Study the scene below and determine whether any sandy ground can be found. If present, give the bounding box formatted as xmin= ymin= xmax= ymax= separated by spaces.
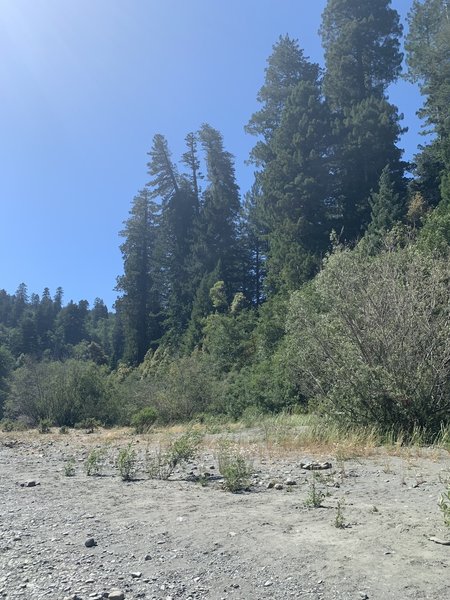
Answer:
xmin=1 ymin=429 xmax=449 ymax=600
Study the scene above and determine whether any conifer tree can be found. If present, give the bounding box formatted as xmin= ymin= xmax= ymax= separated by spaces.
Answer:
xmin=194 ymin=124 xmax=241 ymax=296
xmin=116 ymin=189 xmax=161 ymax=364
xmin=361 ymin=165 xmax=405 ymax=253
xmin=320 ymin=0 xmax=406 ymax=241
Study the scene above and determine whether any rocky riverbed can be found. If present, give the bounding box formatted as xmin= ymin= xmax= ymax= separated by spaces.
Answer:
xmin=1 ymin=429 xmax=449 ymax=600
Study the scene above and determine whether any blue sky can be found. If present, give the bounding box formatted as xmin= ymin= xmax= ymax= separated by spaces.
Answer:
xmin=0 ymin=0 xmax=425 ymax=308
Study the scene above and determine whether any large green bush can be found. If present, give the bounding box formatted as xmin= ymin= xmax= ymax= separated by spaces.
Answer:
xmin=5 ymin=358 xmax=119 ymax=426
xmin=286 ymin=246 xmax=450 ymax=437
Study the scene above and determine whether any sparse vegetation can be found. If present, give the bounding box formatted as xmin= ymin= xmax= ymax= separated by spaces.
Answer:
xmin=64 ymin=457 xmax=76 ymax=477
xmin=38 ymin=418 xmax=52 ymax=434
xmin=304 ymin=474 xmax=326 ymax=508
xmin=217 ymin=443 xmax=251 ymax=493
xmin=439 ymin=486 xmax=450 ymax=527
xmin=117 ymin=443 xmax=137 ymax=481
xmin=334 ymin=499 xmax=346 ymax=528
xmin=146 ymin=429 xmax=203 ymax=480
xmin=85 ymin=447 xmax=107 ymax=476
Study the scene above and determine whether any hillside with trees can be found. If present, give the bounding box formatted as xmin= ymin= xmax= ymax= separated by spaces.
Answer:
xmin=1 ymin=0 xmax=450 ymax=440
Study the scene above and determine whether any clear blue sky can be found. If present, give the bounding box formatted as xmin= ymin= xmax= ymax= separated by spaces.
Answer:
xmin=0 ymin=0 xmax=425 ymax=309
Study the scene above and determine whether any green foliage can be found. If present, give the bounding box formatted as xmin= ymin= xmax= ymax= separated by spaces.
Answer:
xmin=361 ymin=165 xmax=405 ymax=254
xmin=321 ymin=0 xmax=403 ymax=108
xmin=217 ymin=443 xmax=251 ymax=492
xmin=116 ymin=188 xmax=162 ymax=365
xmin=5 ymin=359 xmax=119 ymax=427
xmin=286 ymin=246 xmax=450 ymax=436
xmin=85 ymin=447 xmax=107 ymax=476
xmin=304 ymin=474 xmax=326 ymax=508
xmin=131 ymin=406 xmax=158 ymax=433
xmin=38 ymin=418 xmax=52 ymax=434
xmin=334 ymin=499 xmax=346 ymax=528
xmin=439 ymin=485 xmax=450 ymax=527
xmin=116 ymin=443 xmax=137 ymax=481
xmin=146 ymin=429 xmax=203 ymax=480
xmin=64 ymin=458 xmax=76 ymax=477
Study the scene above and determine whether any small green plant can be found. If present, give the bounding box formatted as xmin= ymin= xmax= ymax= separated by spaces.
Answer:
xmin=131 ymin=406 xmax=158 ymax=434
xmin=304 ymin=474 xmax=326 ymax=508
xmin=334 ymin=499 xmax=346 ymax=528
xmin=38 ymin=418 xmax=52 ymax=434
xmin=117 ymin=443 xmax=137 ymax=481
xmin=146 ymin=429 xmax=203 ymax=480
xmin=439 ymin=485 xmax=450 ymax=527
xmin=64 ymin=457 xmax=76 ymax=477
xmin=217 ymin=443 xmax=251 ymax=493
xmin=85 ymin=447 xmax=107 ymax=476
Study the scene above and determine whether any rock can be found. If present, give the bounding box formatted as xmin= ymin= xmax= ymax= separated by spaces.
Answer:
xmin=144 ymin=554 xmax=152 ymax=561
xmin=84 ymin=538 xmax=97 ymax=548
xmin=300 ymin=461 xmax=332 ymax=470
xmin=274 ymin=483 xmax=283 ymax=490
xmin=108 ymin=591 xmax=125 ymax=600
xmin=428 ymin=536 xmax=450 ymax=546
xmin=264 ymin=580 xmax=273 ymax=587
xmin=20 ymin=480 xmax=38 ymax=488
xmin=285 ymin=479 xmax=297 ymax=486
xmin=130 ymin=572 xmax=142 ymax=578
xmin=266 ymin=482 xmax=275 ymax=489
xmin=358 ymin=594 xmax=369 ymax=600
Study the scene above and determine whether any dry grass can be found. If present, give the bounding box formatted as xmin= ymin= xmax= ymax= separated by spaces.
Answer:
xmin=1 ymin=415 xmax=449 ymax=460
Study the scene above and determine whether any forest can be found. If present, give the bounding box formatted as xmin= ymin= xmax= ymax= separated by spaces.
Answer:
xmin=1 ymin=0 xmax=450 ymax=440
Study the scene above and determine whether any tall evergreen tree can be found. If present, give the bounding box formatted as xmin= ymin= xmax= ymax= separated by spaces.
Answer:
xmin=320 ymin=0 xmax=406 ymax=241
xmin=246 ymin=36 xmax=333 ymax=292
xmin=246 ymin=35 xmax=320 ymax=167
xmin=116 ymin=189 xmax=161 ymax=364
xmin=147 ymin=133 xmax=198 ymax=342
xmin=361 ymin=164 xmax=405 ymax=253
xmin=194 ymin=124 xmax=241 ymax=296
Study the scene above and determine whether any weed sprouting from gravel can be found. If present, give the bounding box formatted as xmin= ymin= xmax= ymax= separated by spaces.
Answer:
xmin=439 ymin=485 xmax=450 ymax=527
xmin=334 ymin=499 xmax=346 ymax=528
xmin=117 ymin=443 xmax=137 ymax=481
xmin=85 ymin=447 xmax=107 ymax=476
xmin=146 ymin=429 xmax=203 ymax=480
xmin=304 ymin=473 xmax=326 ymax=508
xmin=217 ymin=442 xmax=251 ymax=493
xmin=64 ymin=457 xmax=76 ymax=477
xmin=38 ymin=418 xmax=52 ymax=434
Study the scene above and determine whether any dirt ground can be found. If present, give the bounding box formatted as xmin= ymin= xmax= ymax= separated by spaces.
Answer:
xmin=1 ymin=428 xmax=449 ymax=600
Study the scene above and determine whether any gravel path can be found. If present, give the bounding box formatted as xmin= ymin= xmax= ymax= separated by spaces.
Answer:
xmin=1 ymin=431 xmax=449 ymax=600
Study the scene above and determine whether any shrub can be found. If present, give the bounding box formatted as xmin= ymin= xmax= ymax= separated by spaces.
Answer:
xmin=304 ymin=474 xmax=326 ymax=508
xmin=117 ymin=444 xmax=137 ymax=481
xmin=5 ymin=359 xmax=119 ymax=427
xmin=131 ymin=407 xmax=158 ymax=433
xmin=217 ymin=443 xmax=251 ymax=492
xmin=439 ymin=486 xmax=450 ymax=527
xmin=38 ymin=418 xmax=52 ymax=434
xmin=85 ymin=447 xmax=107 ymax=476
xmin=286 ymin=246 xmax=450 ymax=437
xmin=64 ymin=458 xmax=76 ymax=477
xmin=146 ymin=429 xmax=203 ymax=480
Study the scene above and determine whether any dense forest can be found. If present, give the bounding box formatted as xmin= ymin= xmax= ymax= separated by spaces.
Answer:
xmin=1 ymin=0 xmax=450 ymax=438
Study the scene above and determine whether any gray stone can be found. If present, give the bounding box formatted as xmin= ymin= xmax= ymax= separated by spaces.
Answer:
xmin=84 ymin=538 xmax=96 ymax=548
xmin=108 ymin=591 xmax=125 ymax=600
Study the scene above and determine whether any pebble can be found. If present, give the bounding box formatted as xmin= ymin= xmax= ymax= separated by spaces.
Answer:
xmin=130 ymin=571 xmax=142 ymax=578
xmin=84 ymin=538 xmax=97 ymax=548
xmin=274 ymin=483 xmax=283 ymax=490
xmin=108 ymin=591 xmax=125 ymax=600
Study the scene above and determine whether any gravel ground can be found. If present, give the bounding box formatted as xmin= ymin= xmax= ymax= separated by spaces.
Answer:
xmin=1 ymin=430 xmax=449 ymax=600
